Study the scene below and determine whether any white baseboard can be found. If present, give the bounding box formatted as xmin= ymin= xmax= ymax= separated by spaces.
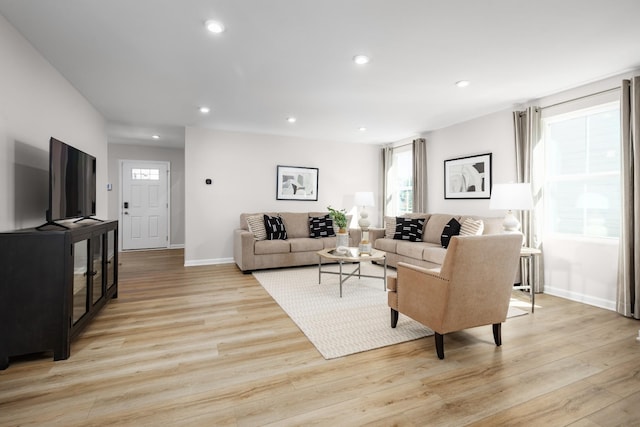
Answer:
xmin=543 ymin=285 xmax=616 ymax=311
xmin=184 ymin=257 xmax=234 ymax=267
xmin=169 ymin=243 xmax=185 ymax=249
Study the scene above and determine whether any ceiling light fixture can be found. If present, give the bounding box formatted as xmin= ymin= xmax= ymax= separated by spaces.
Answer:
xmin=199 ymin=106 xmax=210 ymax=114
xmin=205 ymin=20 xmax=225 ymax=34
xmin=152 ymin=135 xmax=160 ymax=139
xmin=353 ymin=55 xmax=370 ymax=65
xmin=287 ymin=117 xmax=297 ymax=123
xmin=456 ymin=80 xmax=470 ymax=88
xmin=359 ymin=127 xmax=367 ymax=132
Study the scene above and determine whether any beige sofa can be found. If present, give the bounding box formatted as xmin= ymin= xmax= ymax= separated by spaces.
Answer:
xmin=234 ymin=212 xmax=356 ymax=273
xmin=369 ymin=213 xmax=505 ymax=269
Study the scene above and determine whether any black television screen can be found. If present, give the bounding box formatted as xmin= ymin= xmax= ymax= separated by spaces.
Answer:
xmin=47 ymin=137 xmax=96 ymax=222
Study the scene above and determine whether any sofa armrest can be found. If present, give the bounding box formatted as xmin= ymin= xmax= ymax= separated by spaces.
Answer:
xmin=368 ymin=227 xmax=386 ymax=244
xmin=233 ymin=229 xmax=256 ymax=272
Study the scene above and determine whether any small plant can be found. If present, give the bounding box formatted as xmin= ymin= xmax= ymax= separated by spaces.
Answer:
xmin=327 ymin=206 xmax=347 ymax=232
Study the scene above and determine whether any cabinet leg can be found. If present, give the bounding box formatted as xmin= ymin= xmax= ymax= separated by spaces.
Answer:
xmin=0 ymin=355 xmax=9 ymax=370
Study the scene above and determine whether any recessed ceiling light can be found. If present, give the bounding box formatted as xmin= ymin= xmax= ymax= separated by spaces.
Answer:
xmin=287 ymin=117 xmax=297 ymax=123
xmin=359 ymin=127 xmax=367 ymax=132
xmin=456 ymin=80 xmax=470 ymax=88
xmin=205 ymin=20 xmax=225 ymax=34
xmin=199 ymin=106 xmax=210 ymax=114
xmin=353 ymin=55 xmax=370 ymax=65
xmin=152 ymin=135 xmax=160 ymax=139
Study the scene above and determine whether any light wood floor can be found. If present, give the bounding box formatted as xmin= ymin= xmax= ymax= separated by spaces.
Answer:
xmin=2 ymin=249 xmax=640 ymax=426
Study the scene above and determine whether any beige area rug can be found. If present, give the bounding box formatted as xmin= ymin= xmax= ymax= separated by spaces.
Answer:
xmin=253 ymin=263 xmax=528 ymax=359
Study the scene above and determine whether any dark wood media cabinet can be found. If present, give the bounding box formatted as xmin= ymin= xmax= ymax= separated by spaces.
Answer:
xmin=0 ymin=220 xmax=118 ymax=370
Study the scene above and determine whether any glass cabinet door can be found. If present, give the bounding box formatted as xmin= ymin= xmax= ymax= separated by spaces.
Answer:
xmin=72 ymin=240 xmax=89 ymax=324
xmin=91 ymin=235 xmax=104 ymax=305
xmin=106 ymin=229 xmax=116 ymax=290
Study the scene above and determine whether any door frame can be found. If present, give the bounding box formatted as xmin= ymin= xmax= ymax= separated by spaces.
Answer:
xmin=118 ymin=159 xmax=171 ymax=251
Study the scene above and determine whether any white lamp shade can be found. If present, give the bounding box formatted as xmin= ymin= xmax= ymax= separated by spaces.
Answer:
xmin=354 ymin=191 xmax=375 ymax=207
xmin=489 ymin=183 xmax=533 ymax=211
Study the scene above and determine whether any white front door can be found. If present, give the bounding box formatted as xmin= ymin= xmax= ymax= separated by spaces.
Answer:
xmin=121 ymin=160 xmax=169 ymax=250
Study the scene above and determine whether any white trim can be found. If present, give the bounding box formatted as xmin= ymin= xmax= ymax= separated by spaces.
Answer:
xmin=169 ymin=243 xmax=185 ymax=249
xmin=543 ymin=286 xmax=616 ymax=311
xmin=184 ymin=257 xmax=235 ymax=267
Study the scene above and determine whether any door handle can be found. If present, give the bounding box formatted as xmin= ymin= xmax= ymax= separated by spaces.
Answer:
xmin=124 ymin=202 xmax=129 ymax=208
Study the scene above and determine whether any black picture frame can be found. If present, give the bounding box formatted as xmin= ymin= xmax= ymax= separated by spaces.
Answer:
xmin=444 ymin=153 xmax=492 ymax=199
xmin=276 ymin=165 xmax=319 ymax=201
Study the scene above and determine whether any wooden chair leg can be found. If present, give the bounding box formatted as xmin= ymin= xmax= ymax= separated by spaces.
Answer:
xmin=390 ymin=309 xmax=399 ymax=328
xmin=493 ymin=323 xmax=502 ymax=346
xmin=435 ymin=333 xmax=445 ymax=359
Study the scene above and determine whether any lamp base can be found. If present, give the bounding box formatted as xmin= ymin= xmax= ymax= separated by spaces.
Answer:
xmin=502 ymin=210 xmax=521 ymax=233
xmin=359 ymin=229 xmax=371 ymax=254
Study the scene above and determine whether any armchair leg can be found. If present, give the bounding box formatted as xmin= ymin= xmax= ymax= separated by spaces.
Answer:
xmin=390 ymin=309 xmax=399 ymax=328
xmin=435 ymin=333 xmax=445 ymax=359
xmin=493 ymin=323 xmax=502 ymax=346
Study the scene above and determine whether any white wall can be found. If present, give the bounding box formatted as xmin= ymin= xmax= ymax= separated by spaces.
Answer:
xmin=0 ymin=14 xmax=107 ymax=232
xmin=108 ymin=142 xmax=185 ymax=246
xmin=184 ymin=127 xmax=381 ymax=265
xmin=425 ymin=110 xmax=517 ymax=216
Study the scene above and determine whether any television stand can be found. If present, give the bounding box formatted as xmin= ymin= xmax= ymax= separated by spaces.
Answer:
xmin=36 ymin=221 xmax=70 ymax=231
xmin=73 ymin=216 xmax=104 ymax=224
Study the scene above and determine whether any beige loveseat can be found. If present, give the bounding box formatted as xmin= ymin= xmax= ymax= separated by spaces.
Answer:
xmin=234 ymin=212 xmax=356 ymax=273
xmin=369 ymin=213 xmax=504 ymax=269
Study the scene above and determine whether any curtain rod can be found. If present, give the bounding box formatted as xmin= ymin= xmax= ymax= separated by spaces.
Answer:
xmin=540 ymin=86 xmax=620 ymax=110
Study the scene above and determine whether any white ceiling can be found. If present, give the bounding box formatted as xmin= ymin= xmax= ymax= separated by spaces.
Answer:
xmin=1 ymin=0 xmax=639 ymax=148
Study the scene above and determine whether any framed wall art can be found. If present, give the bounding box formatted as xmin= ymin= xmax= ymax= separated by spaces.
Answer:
xmin=444 ymin=153 xmax=492 ymax=199
xmin=276 ymin=165 xmax=319 ymax=201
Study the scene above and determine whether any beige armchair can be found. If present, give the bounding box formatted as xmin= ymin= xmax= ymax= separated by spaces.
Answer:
xmin=387 ymin=234 xmax=523 ymax=359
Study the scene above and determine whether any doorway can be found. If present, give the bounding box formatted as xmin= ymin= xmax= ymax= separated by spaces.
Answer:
xmin=120 ymin=160 xmax=170 ymax=250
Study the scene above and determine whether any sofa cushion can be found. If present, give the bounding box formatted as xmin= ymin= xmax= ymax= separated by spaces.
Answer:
xmin=440 ymin=218 xmax=461 ymax=248
xmin=289 ymin=237 xmax=324 ymax=252
xmin=460 ymin=218 xmax=484 ymax=236
xmin=394 ymin=217 xmax=426 ymax=242
xmin=264 ymin=215 xmax=288 ymax=240
xmin=425 ymin=214 xmax=460 ymax=244
xmin=396 ymin=241 xmax=429 ymax=259
xmin=375 ymin=238 xmax=397 ymax=253
xmin=278 ymin=212 xmax=309 ymax=238
xmin=423 ymin=245 xmax=448 ymax=264
xmin=309 ymin=215 xmax=336 ymax=238
xmin=255 ymin=239 xmax=290 ymax=255
xmin=246 ymin=214 xmax=267 ymax=240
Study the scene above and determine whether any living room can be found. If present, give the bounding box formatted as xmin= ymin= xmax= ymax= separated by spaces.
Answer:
xmin=2 ymin=1 xmax=640 ymax=425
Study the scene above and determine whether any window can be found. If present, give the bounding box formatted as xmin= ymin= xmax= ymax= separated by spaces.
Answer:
xmin=132 ymin=168 xmax=160 ymax=180
xmin=542 ymin=101 xmax=620 ymax=238
xmin=385 ymin=145 xmax=413 ymax=216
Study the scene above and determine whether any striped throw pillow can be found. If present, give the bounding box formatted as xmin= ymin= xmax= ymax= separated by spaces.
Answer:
xmin=460 ymin=218 xmax=484 ymax=236
xmin=246 ymin=215 xmax=267 ymax=240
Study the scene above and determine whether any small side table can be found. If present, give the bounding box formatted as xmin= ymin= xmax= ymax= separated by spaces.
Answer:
xmin=515 ymin=247 xmax=542 ymax=312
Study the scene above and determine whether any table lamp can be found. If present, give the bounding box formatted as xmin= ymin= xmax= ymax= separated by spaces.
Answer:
xmin=354 ymin=191 xmax=375 ymax=253
xmin=489 ymin=183 xmax=534 ymax=233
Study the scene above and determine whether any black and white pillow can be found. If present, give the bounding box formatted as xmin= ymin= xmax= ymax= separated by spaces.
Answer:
xmin=441 ymin=218 xmax=461 ymax=248
xmin=263 ymin=215 xmax=288 ymax=240
xmin=393 ymin=217 xmax=425 ymax=242
xmin=309 ymin=215 xmax=335 ymax=238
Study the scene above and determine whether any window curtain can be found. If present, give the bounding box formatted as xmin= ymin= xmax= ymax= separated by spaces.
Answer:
xmin=617 ymin=76 xmax=640 ymax=319
xmin=382 ymin=145 xmax=393 ymax=219
xmin=514 ymin=106 xmax=545 ymax=292
xmin=412 ymin=138 xmax=427 ymax=212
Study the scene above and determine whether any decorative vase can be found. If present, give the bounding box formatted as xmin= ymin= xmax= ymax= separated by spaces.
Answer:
xmin=336 ymin=230 xmax=349 ymax=248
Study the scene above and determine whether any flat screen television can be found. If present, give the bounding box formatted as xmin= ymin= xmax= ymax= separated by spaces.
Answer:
xmin=46 ymin=137 xmax=97 ymax=224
